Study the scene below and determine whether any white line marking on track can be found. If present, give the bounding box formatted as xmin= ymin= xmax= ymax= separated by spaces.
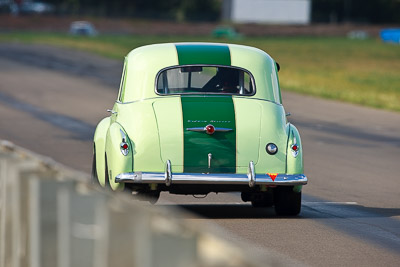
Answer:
xmin=303 ymin=202 xmax=358 ymax=205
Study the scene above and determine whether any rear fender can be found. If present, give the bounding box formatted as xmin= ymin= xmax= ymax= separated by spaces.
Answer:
xmin=286 ymin=124 xmax=304 ymax=175
xmin=105 ymin=123 xmax=134 ymax=191
xmin=93 ymin=117 xmax=110 ymax=187
xmin=286 ymin=124 xmax=304 ymax=192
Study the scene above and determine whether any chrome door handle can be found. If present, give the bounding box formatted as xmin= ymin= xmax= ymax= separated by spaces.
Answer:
xmin=107 ymin=109 xmax=118 ymax=115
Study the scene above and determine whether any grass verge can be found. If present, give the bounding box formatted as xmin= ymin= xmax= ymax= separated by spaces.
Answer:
xmin=1 ymin=32 xmax=399 ymax=112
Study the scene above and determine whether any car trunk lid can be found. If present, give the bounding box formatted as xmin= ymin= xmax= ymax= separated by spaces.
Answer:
xmin=153 ymin=96 xmax=261 ymax=174
xmin=181 ymin=96 xmax=236 ymax=173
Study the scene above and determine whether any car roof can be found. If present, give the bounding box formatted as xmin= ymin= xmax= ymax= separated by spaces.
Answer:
xmin=122 ymin=43 xmax=280 ymax=103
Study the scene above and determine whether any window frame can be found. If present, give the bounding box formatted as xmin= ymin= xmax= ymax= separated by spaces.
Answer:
xmin=154 ymin=64 xmax=256 ymax=96
xmin=117 ymin=59 xmax=128 ymax=103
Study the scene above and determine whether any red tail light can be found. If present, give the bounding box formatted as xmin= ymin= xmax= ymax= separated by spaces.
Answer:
xmin=120 ymin=142 xmax=129 ymax=156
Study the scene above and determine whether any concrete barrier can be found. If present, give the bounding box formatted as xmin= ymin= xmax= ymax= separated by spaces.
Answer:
xmin=0 ymin=140 xmax=291 ymax=267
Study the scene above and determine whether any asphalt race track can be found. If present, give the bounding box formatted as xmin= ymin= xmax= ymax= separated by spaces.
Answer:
xmin=1 ymin=43 xmax=399 ymax=266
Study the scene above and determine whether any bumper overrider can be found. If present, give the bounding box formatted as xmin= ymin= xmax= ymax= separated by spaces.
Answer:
xmin=115 ymin=160 xmax=307 ymax=188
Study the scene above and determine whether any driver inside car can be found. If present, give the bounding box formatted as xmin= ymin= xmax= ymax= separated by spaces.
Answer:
xmin=203 ymin=67 xmax=240 ymax=94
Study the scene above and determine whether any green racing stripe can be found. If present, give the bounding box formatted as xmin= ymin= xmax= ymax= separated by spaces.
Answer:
xmin=181 ymin=96 xmax=236 ymax=173
xmin=176 ymin=43 xmax=236 ymax=173
xmin=175 ymin=43 xmax=231 ymax=66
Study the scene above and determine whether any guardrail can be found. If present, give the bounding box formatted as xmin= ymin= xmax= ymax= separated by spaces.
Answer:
xmin=0 ymin=140 xmax=292 ymax=267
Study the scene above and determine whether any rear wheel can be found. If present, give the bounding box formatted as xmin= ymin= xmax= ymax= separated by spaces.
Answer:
xmin=104 ymin=154 xmax=110 ymax=189
xmin=273 ymin=186 xmax=301 ymax=216
xmin=91 ymin=152 xmax=98 ymax=182
xmin=91 ymin=146 xmax=101 ymax=187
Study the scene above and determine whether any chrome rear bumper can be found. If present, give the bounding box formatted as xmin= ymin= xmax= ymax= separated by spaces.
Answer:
xmin=115 ymin=160 xmax=307 ymax=188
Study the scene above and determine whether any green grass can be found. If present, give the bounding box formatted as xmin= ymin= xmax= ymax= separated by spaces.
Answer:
xmin=1 ymin=32 xmax=399 ymax=112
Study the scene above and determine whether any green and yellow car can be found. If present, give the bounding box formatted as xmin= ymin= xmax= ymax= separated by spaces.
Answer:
xmin=92 ymin=43 xmax=307 ymax=215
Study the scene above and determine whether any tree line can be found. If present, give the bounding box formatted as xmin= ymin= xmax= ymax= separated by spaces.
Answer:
xmin=44 ymin=0 xmax=221 ymax=21
xmin=32 ymin=0 xmax=400 ymax=24
xmin=312 ymin=0 xmax=400 ymax=24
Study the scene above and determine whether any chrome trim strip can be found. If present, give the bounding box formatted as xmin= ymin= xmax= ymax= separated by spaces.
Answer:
xmin=231 ymin=96 xmax=283 ymax=106
xmin=186 ymin=127 xmax=232 ymax=132
xmin=107 ymin=109 xmax=117 ymax=115
xmin=115 ymin=96 xmax=181 ymax=105
xmin=248 ymin=161 xmax=255 ymax=187
xmin=165 ymin=160 xmax=172 ymax=186
xmin=186 ymin=127 xmax=204 ymax=132
xmin=120 ymin=129 xmax=126 ymax=142
xmin=214 ymin=127 xmax=232 ymax=132
xmin=115 ymin=172 xmax=307 ymax=186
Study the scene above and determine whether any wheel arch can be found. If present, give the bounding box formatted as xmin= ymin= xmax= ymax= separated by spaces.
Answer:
xmin=286 ymin=123 xmax=304 ymax=175
xmin=93 ymin=117 xmax=110 ymax=187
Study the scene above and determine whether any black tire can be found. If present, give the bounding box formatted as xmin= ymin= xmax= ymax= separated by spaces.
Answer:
xmin=273 ymin=186 xmax=301 ymax=216
xmin=241 ymin=192 xmax=250 ymax=202
xmin=91 ymin=146 xmax=101 ymax=186
xmin=104 ymin=154 xmax=110 ymax=189
xmin=250 ymin=192 xmax=274 ymax=208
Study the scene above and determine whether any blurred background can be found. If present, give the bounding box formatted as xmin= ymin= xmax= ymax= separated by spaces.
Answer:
xmin=0 ymin=0 xmax=400 ymax=111
xmin=1 ymin=0 xmax=400 ymax=111
xmin=1 ymin=0 xmax=400 ymax=24
xmin=1 ymin=1 xmax=400 ymax=267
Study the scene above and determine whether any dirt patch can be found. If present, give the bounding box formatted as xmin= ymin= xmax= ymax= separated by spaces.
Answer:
xmin=0 ymin=15 xmax=392 ymax=37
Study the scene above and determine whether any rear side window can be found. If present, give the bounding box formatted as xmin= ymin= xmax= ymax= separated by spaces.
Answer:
xmin=156 ymin=66 xmax=255 ymax=95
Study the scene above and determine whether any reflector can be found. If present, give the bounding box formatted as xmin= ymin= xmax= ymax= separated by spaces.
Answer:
xmin=267 ymin=173 xmax=278 ymax=181
xmin=266 ymin=143 xmax=278 ymax=155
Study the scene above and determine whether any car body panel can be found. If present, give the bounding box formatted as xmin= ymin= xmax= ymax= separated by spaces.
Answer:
xmin=123 ymin=43 xmax=178 ymax=102
xmin=115 ymin=101 xmax=162 ymax=173
xmin=152 ymin=96 xmax=184 ymax=172
xmin=105 ymin=122 xmax=133 ymax=190
xmin=181 ymin=96 xmax=236 ymax=173
xmin=230 ymin=44 xmax=281 ymax=103
xmin=234 ymin=97 xmax=288 ymax=174
xmin=233 ymin=97 xmax=261 ymax=172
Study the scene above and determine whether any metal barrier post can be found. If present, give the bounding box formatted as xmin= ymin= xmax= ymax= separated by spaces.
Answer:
xmin=28 ymin=176 xmax=40 ymax=267
xmin=0 ymin=156 xmax=8 ymax=267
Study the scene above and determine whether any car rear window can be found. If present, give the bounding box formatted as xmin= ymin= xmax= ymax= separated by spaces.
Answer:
xmin=156 ymin=66 xmax=255 ymax=95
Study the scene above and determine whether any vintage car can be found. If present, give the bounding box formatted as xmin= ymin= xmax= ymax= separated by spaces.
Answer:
xmin=92 ymin=43 xmax=307 ymax=215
